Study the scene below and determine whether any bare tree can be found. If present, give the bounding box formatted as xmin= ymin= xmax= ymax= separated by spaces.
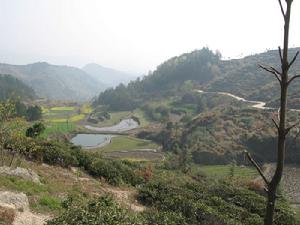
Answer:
xmin=246 ymin=0 xmax=300 ymax=224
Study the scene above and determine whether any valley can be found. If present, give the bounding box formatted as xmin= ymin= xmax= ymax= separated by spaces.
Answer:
xmin=1 ymin=48 xmax=300 ymax=225
xmin=1 ymin=0 xmax=300 ymax=224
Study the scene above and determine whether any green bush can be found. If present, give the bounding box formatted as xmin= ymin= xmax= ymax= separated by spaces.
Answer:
xmin=40 ymin=141 xmax=79 ymax=167
xmin=86 ymin=158 xmax=143 ymax=186
xmin=142 ymin=210 xmax=189 ymax=225
xmin=47 ymin=196 xmax=144 ymax=225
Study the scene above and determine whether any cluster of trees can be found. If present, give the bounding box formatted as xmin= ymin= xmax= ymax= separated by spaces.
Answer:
xmin=0 ymin=100 xmax=42 ymax=167
xmin=0 ymin=98 xmax=43 ymax=168
xmin=11 ymin=100 xmax=42 ymax=121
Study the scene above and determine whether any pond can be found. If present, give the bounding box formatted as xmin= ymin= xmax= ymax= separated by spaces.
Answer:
xmin=71 ymin=134 xmax=114 ymax=149
xmin=85 ymin=118 xmax=139 ymax=133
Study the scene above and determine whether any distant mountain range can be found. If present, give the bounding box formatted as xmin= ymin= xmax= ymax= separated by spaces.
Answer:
xmin=82 ymin=63 xmax=137 ymax=88
xmin=0 ymin=62 xmax=136 ymax=101
xmin=2 ymin=48 xmax=299 ymax=104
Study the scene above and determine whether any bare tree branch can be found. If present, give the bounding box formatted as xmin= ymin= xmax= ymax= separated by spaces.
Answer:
xmin=288 ymin=51 xmax=299 ymax=69
xmin=278 ymin=0 xmax=286 ymax=19
xmin=272 ymin=118 xmax=279 ymax=130
xmin=270 ymin=66 xmax=282 ymax=76
xmin=287 ymin=74 xmax=300 ymax=85
xmin=278 ymin=46 xmax=283 ymax=64
xmin=259 ymin=64 xmax=282 ymax=84
xmin=245 ymin=151 xmax=269 ymax=185
xmin=285 ymin=120 xmax=300 ymax=135
xmin=286 ymin=127 xmax=300 ymax=150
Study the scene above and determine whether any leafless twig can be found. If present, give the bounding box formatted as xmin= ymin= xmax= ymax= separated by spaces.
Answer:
xmin=245 ymin=151 xmax=269 ymax=186
xmin=288 ymin=51 xmax=299 ymax=69
xmin=278 ymin=46 xmax=283 ymax=64
xmin=287 ymin=74 xmax=300 ymax=86
xmin=259 ymin=64 xmax=282 ymax=84
xmin=278 ymin=0 xmax=286 ymax=19
xmin=272 ymin=118 xmax=279 ymax=130
xmin=285 ymin=120 xmax=300 ymax=135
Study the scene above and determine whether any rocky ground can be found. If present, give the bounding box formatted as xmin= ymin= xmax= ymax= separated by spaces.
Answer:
xmin=0 ymin=191 xmax=50 ymax=225
xmin=0 ymin=164 xmax=145 ymax=225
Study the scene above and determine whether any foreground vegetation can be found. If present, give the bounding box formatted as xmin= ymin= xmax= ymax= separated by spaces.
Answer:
xmin=46 ymin=163 xmax=299 ymax=225
xmin=0 ymin=98 xmax=299 ymax=225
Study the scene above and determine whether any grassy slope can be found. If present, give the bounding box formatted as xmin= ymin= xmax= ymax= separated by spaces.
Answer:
xmin=0 ymin=161 xmax=105 ymax=214
xmin=194 ymin=165 xmax=257 ymax=180
xmin=0 ymin=160 xmax=256 ymax=215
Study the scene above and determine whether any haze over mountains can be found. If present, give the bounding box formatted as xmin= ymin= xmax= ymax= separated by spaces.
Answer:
xmin=82 ymin=63 xmax=137 ymax=88
xmin=0 ymin=62 xmax=136 ymax=101
xmin=1 ymin=48 xmax=299 ymax=104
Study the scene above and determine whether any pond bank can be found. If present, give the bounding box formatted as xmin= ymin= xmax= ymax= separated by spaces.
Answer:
xmin=84 ymin=118 xmax=139 ymax=133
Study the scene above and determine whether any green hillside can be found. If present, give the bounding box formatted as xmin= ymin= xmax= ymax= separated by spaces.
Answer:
xmin=0 ymin=62 xmax=105 ymax=101
xmin=0 ymin=74 xmax=36 ymax=101
xmin=94 ymin=48 xmax=300 ymax=110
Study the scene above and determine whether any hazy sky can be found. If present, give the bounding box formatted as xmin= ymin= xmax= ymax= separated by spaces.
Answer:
xmin=0 ymin=0 xmax=299 ymax=74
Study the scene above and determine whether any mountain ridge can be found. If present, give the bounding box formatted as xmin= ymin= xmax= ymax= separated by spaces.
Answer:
xmin=0 ymin=62 xmax=105 ymax=101
xmin=82 ymin=63 xmax=137 ymax=88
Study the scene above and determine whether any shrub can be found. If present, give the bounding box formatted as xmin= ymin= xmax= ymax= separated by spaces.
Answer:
xmin=86 ymin=158 xmax=143 ymax=186
xmin=47 ymin=196 xmax=144 ymax=225
xmin=142 ymin=210 xmax=189 ymax=225
xmin=26 ymin=122 xmax=45 ymax=138
xmin=40 ymin=141 xmax=78 ymax=167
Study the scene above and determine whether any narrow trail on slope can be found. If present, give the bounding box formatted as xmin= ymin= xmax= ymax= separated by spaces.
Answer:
xmin=196 ymin=89 xmax=300 ymax=112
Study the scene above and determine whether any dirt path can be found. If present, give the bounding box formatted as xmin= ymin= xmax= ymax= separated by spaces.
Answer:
xmin=102 ymin=187 xmax=145 ymax=212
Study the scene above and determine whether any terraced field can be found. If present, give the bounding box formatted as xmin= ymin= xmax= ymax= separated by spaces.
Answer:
xmin=41 ymin=104 xmax=91 ymax=137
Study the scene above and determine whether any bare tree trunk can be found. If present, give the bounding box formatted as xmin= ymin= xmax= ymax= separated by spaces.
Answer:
xmin=264 ymin=1 xmax=292 ymax=224
xmin=247 ymin=1 xmax=299 ymax=224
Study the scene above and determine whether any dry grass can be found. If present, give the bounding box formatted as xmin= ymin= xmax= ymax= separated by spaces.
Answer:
xmin=0 ymin=205 xmax=15 ymax=225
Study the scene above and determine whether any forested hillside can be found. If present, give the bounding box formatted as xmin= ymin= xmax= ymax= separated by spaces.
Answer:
xmin=207 ymin=48 xmax=300 ymax=108
xmin=94 ymin=48 xmax=222 ymax=110
xmin=94 ymin=48 xmax=300 ymax=110
xmin=0 ymin=74 xmax=36 ymax=101
xmin=0 ymin=62 xmax=105 ymax=101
